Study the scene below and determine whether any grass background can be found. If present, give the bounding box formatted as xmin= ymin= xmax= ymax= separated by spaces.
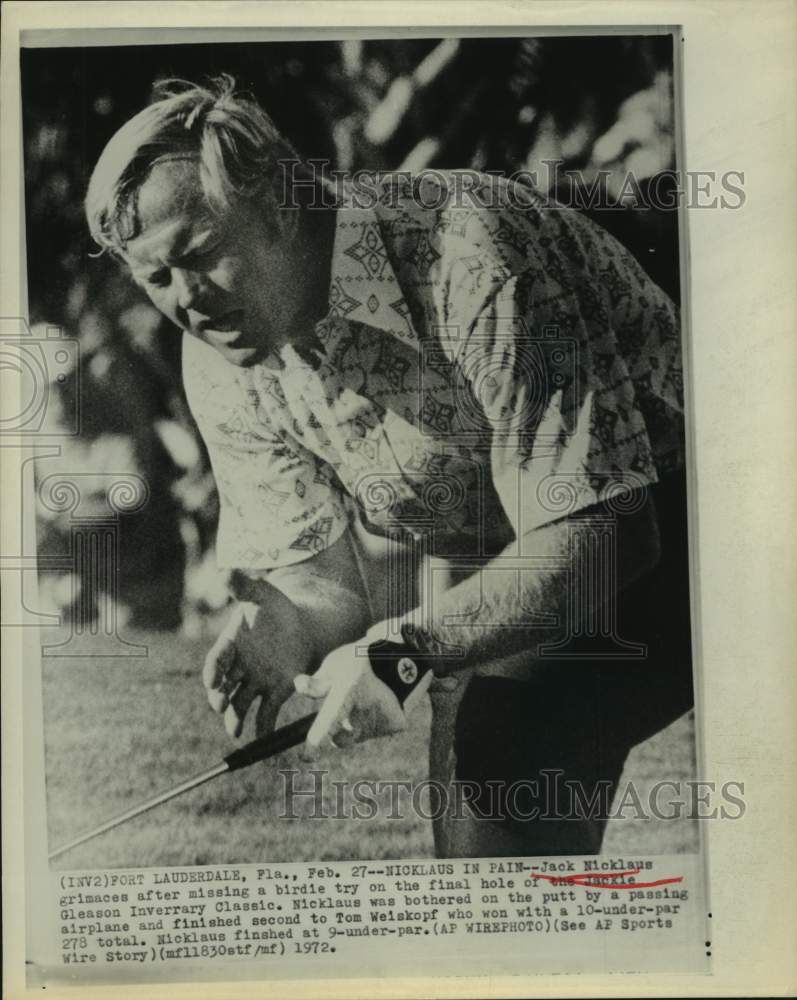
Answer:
xmin=43 ymin=622 xmax=698 ymax=869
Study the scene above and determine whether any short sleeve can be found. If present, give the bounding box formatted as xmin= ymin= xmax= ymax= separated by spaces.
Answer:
xmin=436 ymin=212 xmax=685 ymax=539
xmin=182 ymin=336 xmax=351 ymax=571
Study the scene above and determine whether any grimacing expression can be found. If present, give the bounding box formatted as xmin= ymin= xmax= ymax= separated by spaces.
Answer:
xmin=122 ymin=160 xmax=300 ymax=366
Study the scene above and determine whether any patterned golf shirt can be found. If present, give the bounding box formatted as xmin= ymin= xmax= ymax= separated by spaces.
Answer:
xmin=182 ymin=171 xmax=684 ymax=572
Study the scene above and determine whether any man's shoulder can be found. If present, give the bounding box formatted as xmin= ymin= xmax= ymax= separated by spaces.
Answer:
xmin=339 ymin=169 xmax=549 ymax=297
xmin=182 ymin=333 xmax=250 ymax=425
xmin=352 ymin=168 xmax=545 ymax=236
xmin=344 ymin=167 xmax=542 ymax=207
xmin=337 ymin=168 xmax=642 ymax=273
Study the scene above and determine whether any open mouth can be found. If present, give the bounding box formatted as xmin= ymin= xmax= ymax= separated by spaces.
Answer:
xmin=206 ymin=310 xmax=244 ymax=334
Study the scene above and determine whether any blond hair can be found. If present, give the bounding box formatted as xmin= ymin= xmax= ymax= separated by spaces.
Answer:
xmin=85 ymin=75 xmax=299 ymax=252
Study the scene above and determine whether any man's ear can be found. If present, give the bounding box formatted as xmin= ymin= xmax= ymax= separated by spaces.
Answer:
xmin=274 ymin=199 xmax=301 ymax=241
xmin=255 ymin=175 xmax=301 ymax=242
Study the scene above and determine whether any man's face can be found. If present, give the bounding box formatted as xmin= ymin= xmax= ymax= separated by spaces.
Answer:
xmin=122 ymin=159 xmax=299 ymax=366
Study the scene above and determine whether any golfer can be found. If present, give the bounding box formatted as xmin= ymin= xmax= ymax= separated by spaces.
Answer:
xmin=86 ymin=76 xmax=693 ymax=856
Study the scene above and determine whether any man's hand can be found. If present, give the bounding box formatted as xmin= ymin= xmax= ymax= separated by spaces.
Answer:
xmin=203 ymin=591 xmax=316 ymax=739
xmin=294 ymin=643 xmax=409 ymax=755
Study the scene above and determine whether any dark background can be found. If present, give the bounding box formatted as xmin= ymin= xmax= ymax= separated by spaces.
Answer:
xmin=22 ymin=34 xmax=680 ymax=630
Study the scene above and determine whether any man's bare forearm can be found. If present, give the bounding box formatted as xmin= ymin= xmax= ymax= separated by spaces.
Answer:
xmin=229 ymin=529 xmax=373 ymax=667
xmin=395 ymin=498 xmax=661 ymax=673
xmin=226 ymin=498 xmax=662 ymax=680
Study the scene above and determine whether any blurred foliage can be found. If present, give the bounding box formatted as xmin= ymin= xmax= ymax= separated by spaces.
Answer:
xmin=22 ymin=36 xmax=679 ymax=629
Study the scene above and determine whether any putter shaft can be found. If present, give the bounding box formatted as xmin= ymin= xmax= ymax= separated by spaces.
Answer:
xmin=49 ymin=650 xmax=432 ymax=862
xmin=49 ymin=712 xmax=316 ymax=861
xmin=48 ymin=760 xmax=229 ymax=861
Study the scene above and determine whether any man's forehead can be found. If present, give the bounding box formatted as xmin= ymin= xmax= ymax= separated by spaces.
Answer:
xmin=136 ymin=158 xmax=207 ymax=227
xmin=137 ymin=156 xmax=205 ymax=219
xmin=125 ymin=159 xmax=214 ymax=264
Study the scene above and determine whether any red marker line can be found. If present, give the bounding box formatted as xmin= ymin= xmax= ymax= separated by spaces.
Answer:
xmin=528 ymin=867 xmax=684 ymax=891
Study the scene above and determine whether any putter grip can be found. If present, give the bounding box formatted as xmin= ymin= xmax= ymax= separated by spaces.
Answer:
xmin=222 ymin=653 xmax=431 ymax=773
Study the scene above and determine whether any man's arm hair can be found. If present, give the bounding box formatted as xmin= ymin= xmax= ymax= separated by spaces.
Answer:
xmin=403 ymin=492 xmax=661 ymax=673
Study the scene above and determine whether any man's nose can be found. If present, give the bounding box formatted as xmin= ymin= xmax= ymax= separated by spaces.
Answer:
xmin=173 ymin=268 xmax=207 ymax=312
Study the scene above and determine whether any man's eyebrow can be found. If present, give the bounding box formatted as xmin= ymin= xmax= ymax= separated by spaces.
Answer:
xmin=168 ymin=225 xmax=220 ymax=263
xmin=127 ymin=227 xmax=219 ymax=278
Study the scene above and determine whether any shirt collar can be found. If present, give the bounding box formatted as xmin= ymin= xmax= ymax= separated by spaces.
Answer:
xmin=322 ymin=191 xmax=415 ymax=342
xmin=242 ymin=186 xmax=416 ymax=384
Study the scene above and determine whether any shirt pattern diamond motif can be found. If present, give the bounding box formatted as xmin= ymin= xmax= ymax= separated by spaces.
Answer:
xmin=182 ymin=171 xmax=684 ymax=571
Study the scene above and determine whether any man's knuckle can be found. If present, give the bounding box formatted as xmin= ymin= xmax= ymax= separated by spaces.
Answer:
xmin=208 ymin=690 xmax=227 ymax=713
